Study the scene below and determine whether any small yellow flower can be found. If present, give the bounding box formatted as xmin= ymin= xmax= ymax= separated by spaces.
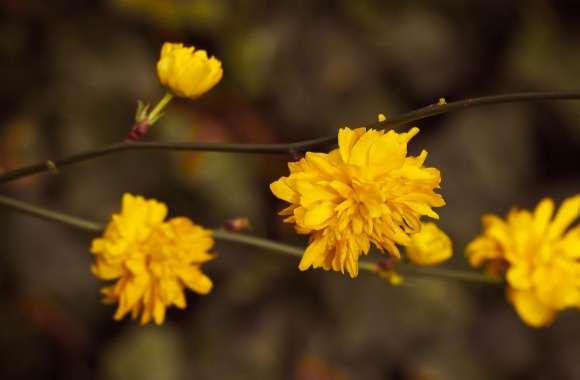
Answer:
xmin=406 ymin=222 xmax=452 ymax=265
xmin=156 ymin=42 xmax=223 ymax=99
xmin=91 ymin=193 xmax=214 ymax=325
xmin=466 ymin=195 xmax=580 ymax=327
xmin=270 ymin=125 xmax=445 ymax=278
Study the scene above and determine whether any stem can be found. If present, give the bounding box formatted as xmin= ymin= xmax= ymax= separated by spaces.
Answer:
xmin=0 ymin=140 xmax=327 ymax=184
xmin=0 ymin=194 xmax=497 ymax=284
xmin=212 ymin=230 xmax=493 ymax=282
xmin=1 ymin=91 xmax=579 ymax=183
xmin=397 ymin=264 xmax=502 ymax=284
xmin=0 ymin=194 xmax=104 ymax=233
xmin=363 ymin=91 xmax=580 ymax=131
xmin=147 ymin=92 xmax=174 ymax=123
xmin=212 ymin=229 xmax=377 ymax=272
xmin=213 ymin=229 xmax=303 ymax=258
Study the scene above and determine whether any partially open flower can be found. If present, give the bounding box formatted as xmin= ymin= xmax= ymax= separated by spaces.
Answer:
xmin=127 ymin=43 xmax=223 ymax=141
xmin=156 ymin=42 xmax=223 ymax=99
xmin=406 ymin=222 xmax=452 ymax=265
xmin=91 ymin=194 xmax=214 ymax=325
xmin=270 ymin=124 xmax=445 ymax=278
xmin=466 ymin=195 xmax=580 ymax=327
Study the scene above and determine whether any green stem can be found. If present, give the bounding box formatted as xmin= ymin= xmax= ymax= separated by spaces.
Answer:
xmin=0 ymin=194 xmax=104 ymax=232
xmin=213 ymin=229 xmax=303 ymax=258
xmin=1 ymin=91 xmax=579 ymax=183
xmin=212 ymin=230 xmax=494 ymax=282
xmin=213 ymin=229 xmax=378 ymax=272
xmin=397 ymin=263 xmax=502 ymax=284
xmin=147 ymin=92 xmax=174 ymax=123
xmin=0 ymin=194 xmax=497 ymax=284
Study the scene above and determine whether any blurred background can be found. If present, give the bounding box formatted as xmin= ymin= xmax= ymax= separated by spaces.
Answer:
xmin=1 ymin=0 xmax=579 ymax=379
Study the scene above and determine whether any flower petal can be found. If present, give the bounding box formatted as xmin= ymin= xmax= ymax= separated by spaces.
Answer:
xmin=548 ymin=195 xmax=580 ymax=240
xmin=509 ymin=288 xmax=556 ymax=327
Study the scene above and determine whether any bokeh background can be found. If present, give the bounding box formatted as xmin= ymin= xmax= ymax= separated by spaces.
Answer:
xmin=1 ymin=0 xmax=579 ymax=379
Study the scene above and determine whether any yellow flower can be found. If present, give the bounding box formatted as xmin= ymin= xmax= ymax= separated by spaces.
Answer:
xmin=270 ymin=125 xmax=445 ymax=278
xmin=466 ymin=195 xmax=580 ymax=327
xmin=91 ymin=193 xmax=214 ymax=325
xmin=406 ymin=222 xmax=452 ymax=265
xmin=156 ymin=42 xmax=223 ymax=99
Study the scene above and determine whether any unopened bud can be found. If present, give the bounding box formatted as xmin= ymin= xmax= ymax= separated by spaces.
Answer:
xmin=224 ymin=217 xmax=250 ymax=232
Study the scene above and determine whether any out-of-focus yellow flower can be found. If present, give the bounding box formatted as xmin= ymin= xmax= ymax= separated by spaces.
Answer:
xmin=270 ymin=123 xmax=445 ymax=278
xmin=156 ymin=42 xmax=223 ymax=99
xmin=91 ymin=194 xmax=214 ymax=325
xmin=406 ymin=222 xmax=452 ymax=265
xmin=466 ymin=195 xmax=580 ymax=327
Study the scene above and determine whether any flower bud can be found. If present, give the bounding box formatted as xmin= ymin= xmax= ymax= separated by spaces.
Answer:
xmin=156 ymin=42 xmax=223 ymax=99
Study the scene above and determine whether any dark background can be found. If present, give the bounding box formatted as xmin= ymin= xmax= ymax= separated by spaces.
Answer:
xmin=1 ymin=0 xmax=579 ymax=379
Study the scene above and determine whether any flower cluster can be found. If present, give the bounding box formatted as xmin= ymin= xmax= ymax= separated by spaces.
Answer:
xmin=92 ymin=41 xmax=579 ymax=330
xmin=91 ymin=194 xmax=214 ymax=325
xmin=466 ymin=195 xmax=580 ymax=327
xmin=271 ymin=125 xmax=445 ymax=277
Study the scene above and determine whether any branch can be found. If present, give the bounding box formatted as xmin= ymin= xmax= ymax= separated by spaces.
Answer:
xmin=213 ymin=229 xmax=501 ymax=284
xmin=0 ymin=194 xmax=104 ymax=232
xmin=0 ymin=140 xmax=317 ymax=184
xmin=1 ymin=91 xmax=580 ymax=184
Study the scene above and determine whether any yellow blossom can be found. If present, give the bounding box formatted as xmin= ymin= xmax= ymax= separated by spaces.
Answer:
xmin=406 ymin=222 xmax=452 ymax=265
xmin=270 ymin=125 xmax=445 ymax=278
xmin=466 ymin=195 xmax=580 ymax=327
xmin=156 ymin=42 xmax=223 ymax=99
xmin=91 ymin=193 xmax=214 ymax=325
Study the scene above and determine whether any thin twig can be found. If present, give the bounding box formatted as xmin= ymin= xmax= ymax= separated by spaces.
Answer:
xmin=213 ymin=229 xmax=377 ymax=272
xmin=396 ymin=263 xmax=502 ymax=284
xmin=0 ymin=194 xmax=104 ymax=232
xmin=1 ymin=91 xmax=579 ymax=184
